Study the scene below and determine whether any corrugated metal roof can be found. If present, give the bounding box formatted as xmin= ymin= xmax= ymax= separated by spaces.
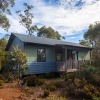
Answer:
xmin=13 ymin=33 xmax=90 ymax=48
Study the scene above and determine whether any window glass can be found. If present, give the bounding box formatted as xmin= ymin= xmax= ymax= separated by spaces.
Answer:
xmin=37 ymin=49 xmax=46 ymax=62
xmin=56 ymin=49 xmax=62 ymax=61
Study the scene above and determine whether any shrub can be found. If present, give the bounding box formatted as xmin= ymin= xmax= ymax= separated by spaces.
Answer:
xmin=91 ymin=72 xmax=100 ymax=87
xmin=76 ymin=66 xmax=98 ymax=80
xmin=23 ymin=75 xmax=45 ymax=86
xmin=93 ymin=96 xmax=100 ymax=100
xmin=42 ymin=72 xmax=60 ymax=79
xmin=43 ymin=90 xmax=50 ymax=97
xmin=0 ymin=75 xmax=5 ymax=80
xmin=0 ymin=79 xmax=5 ymax=86
xmin=65 ymin=73 xmax=75 ymax=81
xmin=46 ymin=83 xmax=57 ymax=92
xmin=2 ymin=73 xmax=15 ymax=83
xmin=54 ymin=80 xmax=64 ymax=88
xmin=67 ymin=67 xmax=100 ymax=100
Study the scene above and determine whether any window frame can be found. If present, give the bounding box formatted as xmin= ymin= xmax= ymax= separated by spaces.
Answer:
xmin=37 ymin=48 xmax=46 ymax=62
xmin=56 ymin=49 xmax=62 ymax=61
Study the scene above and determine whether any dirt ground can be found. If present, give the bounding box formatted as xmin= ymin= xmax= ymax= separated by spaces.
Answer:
xmin=0 ymin=82 xmax=27 ymax=100
xmin=0 ymin=80 xmax=73 ymax=100
xmin=0 ymin=81 xmax=67 ymax=100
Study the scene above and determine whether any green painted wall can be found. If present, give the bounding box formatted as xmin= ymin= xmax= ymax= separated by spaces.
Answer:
xmin=24 ymin=44 xmax=56 ymax=62
xmin=9 ymin=37 xmax=24 ymax=51
xmin=46 ymin=47 xmax=56 ymax=62
xmin=78 ymin=50 xmax=90 ymax=60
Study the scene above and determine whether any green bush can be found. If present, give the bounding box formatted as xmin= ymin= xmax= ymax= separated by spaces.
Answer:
xmin=3 ymin=73 xmax=15 ymax=83
xmin=76 ymin=66 xmax=96 ymax=80
xmin=66 ymin=67 xmax=100 ymax=100
xmin=54 ymin=80 xmax=64 ymax=88
xmin=93 ymin=96 xmax=100 ymax=100
xmin=23 ymin=75 xmax=45 ymax=86
xmin=43 ymin=90 xmax=50 ymax=97
xmin=0 ymin=75 xmax=5 ymax=80
xmin=0 ymin=79 xmax=5 ymax=86
xmin=46 ymin=83 xmax=57 ymax=92
xmin=65 ymin=73 xmax=75 ymax=81
xmin=67 ymin=78 xmax=100 ymax=99
xmin=75 ymin=66 xmax=100 ymax=87
xmin=91 ymin=72 xmax=100 ymax=87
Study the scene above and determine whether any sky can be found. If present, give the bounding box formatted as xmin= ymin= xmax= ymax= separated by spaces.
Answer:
xmin=0 ymin=0 xmax=100 ymax=43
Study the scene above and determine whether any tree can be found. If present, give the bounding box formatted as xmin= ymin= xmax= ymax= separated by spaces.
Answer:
xmin=0 ymin=38 xmax=7 ymax=50
xmin=0 ymin=0 xmax=15 ymax=30
xmin=16 ymin=3 xmax=38 ymax=35
xmin=84 ymin=22 xmax=100 ymax=47
xmin=79 ymin=40 xmax=90 ymax=47
xmin=9 ymin=45 xmax=27 ymax=78
xmin=0 ymin=38 xmax=7 ymax=69
xmin=37 ymin=26 xmax=61 ymax=40
xmin=80 ymin=22 xmax=100 ymax=67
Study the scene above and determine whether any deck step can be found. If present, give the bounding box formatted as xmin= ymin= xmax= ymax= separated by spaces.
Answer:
xmin=67 ymin=69 xmax=77 ymax=72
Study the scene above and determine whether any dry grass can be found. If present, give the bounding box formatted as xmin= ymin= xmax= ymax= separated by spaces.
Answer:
xmin=0 ymin=78 xmax=73 ymax=100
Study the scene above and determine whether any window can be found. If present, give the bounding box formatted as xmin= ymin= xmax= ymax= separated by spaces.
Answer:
xmin=37 ymin=49 xmax=46 ymax=62
xmin=56 ymin=49 xmax=62 ymax=61
xmin=56 ymin=53 xmax=62 ymax=61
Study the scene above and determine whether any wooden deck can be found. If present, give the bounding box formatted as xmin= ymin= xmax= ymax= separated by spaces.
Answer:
xmin=56 ymin=60 xmax=86 ymax=72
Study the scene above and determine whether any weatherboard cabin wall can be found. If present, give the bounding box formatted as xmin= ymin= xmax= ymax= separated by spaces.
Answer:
xmin=6 ymin=33 xmax=92 ymax=75
xmin=24 ymin=44 xmax=56 ymax=62
xmin=78 ymin=50 xmax=90 ymax=60
xmin=9 ymin=36 xmax=24 ymax=51
xmin=63 ymin=46 xmax=91 ymax=61
xmin=24 ymin=44 xmax=57 ymax=74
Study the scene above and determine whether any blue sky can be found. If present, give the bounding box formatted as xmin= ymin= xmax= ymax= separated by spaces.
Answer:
xmin=0 ymin=0 xmax=100 ymax=43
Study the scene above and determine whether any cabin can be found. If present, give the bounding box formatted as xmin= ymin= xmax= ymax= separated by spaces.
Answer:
xmin=6 ymin=33 xmax=92 ymax=74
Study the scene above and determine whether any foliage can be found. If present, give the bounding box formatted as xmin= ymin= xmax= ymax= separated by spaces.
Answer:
xmin=23 ymin=75 xmax=45 ymax=86
xmin=66 ymin=66 xmax=100 ymax=99
xmin=46 ymin=83 xmax=57 ymax=92
xmin=84 ymin=22 xmax=100 ymax=47
xmin=0 ymin=72 xmax=18 ymax=83
xmin=0 ymin=45 xmax=28 ymax=83
xmin=9 ymin=45 xmax=27 ymax=76
xmin=79 ymin=40 xmax=90 ymax=47
xmin=0 ymin=38 xmax=7 ymax=50
xmin=0 ymin=79 xmax=5 ymax=86
xmin=43 ymin=90 xmax=50 ymax=97
xmin=80 ymin=22 xmax=100 ymax=68
xmin=37 ymin=26 xmax=61 ymax=40
xmin=0 ymin=50 xmax=8 ymax=69
xmin=67 ymin=79 xmax=100 ymax=99
xmin=0 ymin=38 xmax=7 ymax=69
xmin=0 ymin=0 xmax=15 ymax=30
xmin=0 ymin=75 xmax=6 ymax=86
xmin=16 ymin=3 xmax=38 ymax=35
xmin=0 ymin=79 xmax=5 ymax=84
xmin=9 ymin=45 xmax=27 ymax=65
xmin=53 ymin=80 xmax=64 ymax=88
xmin=91 ymin=49 xmax=100 ymax=67
xmin=76 ymin=66 xmax=97 ymax=80
xmin=64 ymin=72 xmax=75 ymax=81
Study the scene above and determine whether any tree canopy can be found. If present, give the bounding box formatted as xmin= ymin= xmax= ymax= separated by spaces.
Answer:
xmin=0 ymin=38 xmax=7 ymax=69
xmin=37 ymin=26 xmax=61 ymax=40
xmin=0 ymin=0 xmax=15 ymax=30
xmin=9 ymin=45 xmax=27 ymax=79
xmin=84 ymin=22 xmax=100 ymax=47
xmin=79 ymin=22 xmax=100 ymax=67
xmin=79 ymin=40 xmax=90 ymax=47
xmin=16 ymin=3 xmax=38 ymax=35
